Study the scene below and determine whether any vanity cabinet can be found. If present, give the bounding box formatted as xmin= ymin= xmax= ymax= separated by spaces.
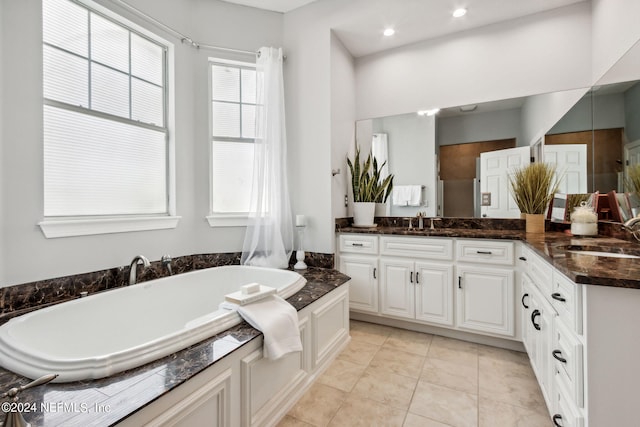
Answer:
xmin=338 ymin=234 xmax=518 ymax=340
xmin=378 ymin=236 xmax=454 ymax=326
xmin=456 ymin=239 xmax=515 ymax=337
xmin=338 ymin=234 xmax=379 ymax=314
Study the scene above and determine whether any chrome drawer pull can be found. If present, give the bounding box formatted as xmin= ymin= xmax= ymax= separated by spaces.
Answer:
xmin=551 ymin=293 xmax=566 ymax=302
xmin=552 ymin=350 xmax=567 ymax=364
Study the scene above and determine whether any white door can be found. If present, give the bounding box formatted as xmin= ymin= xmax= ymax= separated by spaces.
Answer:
xmin=456 ymin=265 xmax=515 ymax=337
xmin=415 ymin=262 xmax=454 ymax=326
xmin=339 ymin=256 xmax=378 ymax=313
xmin=379 ymin=258 xmax=414 ymax=319
xmin=480 ymin=146 xmax=530 ymax=218
xmin=625 ymin=140 xmax=640 ymax=167
xmin=544 ymin=144 xmax=588 ymax=193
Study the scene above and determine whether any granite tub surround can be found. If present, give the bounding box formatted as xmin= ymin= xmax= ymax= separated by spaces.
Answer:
xmin=337 ymin=217 xmax=640 ymax=289
xmin=0 ymin=251 xmax=334 ymax=324
xmin=0 ymin=267 xmax=349 ymax=426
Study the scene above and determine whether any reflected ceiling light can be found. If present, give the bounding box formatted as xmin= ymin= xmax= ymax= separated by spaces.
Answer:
xmin=418 ymin=108 xmax=440 ymax=116
xmin=383 ymin=28 xmax=395 ymax=36
xmin=453 ymin=8 xmax=467 ymax=18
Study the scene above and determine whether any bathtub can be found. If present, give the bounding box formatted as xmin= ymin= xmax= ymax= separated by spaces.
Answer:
xmin=0 ymin=265 xmax=306 ymax=383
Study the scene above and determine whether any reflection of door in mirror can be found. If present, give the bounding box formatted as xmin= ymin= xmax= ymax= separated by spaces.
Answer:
xmin=439 ymin=139 xmax=515 ymax=217
xmin=479 ymin=146 xmax=530 ymax=218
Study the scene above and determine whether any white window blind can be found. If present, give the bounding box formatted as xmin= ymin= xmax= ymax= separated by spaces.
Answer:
xmin=210 ymin=60 xmax=257 ymax=215
xmin=42 ymin=0 xmax=169 ymax=218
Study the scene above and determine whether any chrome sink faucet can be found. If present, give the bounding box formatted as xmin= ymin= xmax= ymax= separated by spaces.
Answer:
xmin=623 ymin=217 xmax=640 ymax=241
xmin=129 ymin=255 xmax=151 ymax=285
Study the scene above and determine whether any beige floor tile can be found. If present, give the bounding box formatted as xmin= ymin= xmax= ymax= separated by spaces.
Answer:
xmin=337 ymin=339 xmax=381 ymax=366
xmin=369 ymin=347 xmax=425 ymax=379
xmin=277 ymin=415 xmax=316 ymax=427
xmin=383 ymin=328 xmax=433 ymax=356
xmin=478 ymin=344 xmax=531 ymax=368
xmin=317 ymin=358 xmax=366 ymax=392
xmin=350 ymin=320 xmax=394 ymax=345
xmin=409 ymin=381 xmax=478 ymax=427
xmin=479 ymin=397 xmax=552 ymax=427
xmin=351 ymin=367 xmax=418 ymax=410
xmin=287 ymin=383 xmax=346 ymax=427
xmin=428 ymin=336 xmax=478 ymax=365
xmin=421 ymin=356 xmax=478 ymax=394
xmin=328 ymin=395 xmax=406 ymax=427
xmin=478 ymin=356 xmax=547 ymax=413
xmin=403 ymin=413 xmax=453 ymax=427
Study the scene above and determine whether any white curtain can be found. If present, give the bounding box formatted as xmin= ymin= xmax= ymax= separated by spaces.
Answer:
xmin=241 ymin=47 xmax=293 ymax=268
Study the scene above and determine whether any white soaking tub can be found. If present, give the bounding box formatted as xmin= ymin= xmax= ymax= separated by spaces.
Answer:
xmin=0 ymin=265 xmax=306 ymax=382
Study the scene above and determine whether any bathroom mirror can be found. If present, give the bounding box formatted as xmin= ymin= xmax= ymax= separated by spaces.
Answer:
xmin=355 ymin=38 xmax=640 ymax=220
xmin=355 ymin=88 xmax=587 ymax=218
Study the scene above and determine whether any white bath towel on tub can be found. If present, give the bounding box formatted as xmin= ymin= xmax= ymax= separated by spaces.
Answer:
xmin=236 ymin=295 xmax=302 ymax=360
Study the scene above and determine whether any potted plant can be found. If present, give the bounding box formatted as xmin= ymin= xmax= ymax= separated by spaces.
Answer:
xmin=508 ymin=162 xmax=561 ymax=233
xmin=347 ymin=147 xmax=394 ymax=226
xmin=625 ymin=164 xmax=640 ymax=216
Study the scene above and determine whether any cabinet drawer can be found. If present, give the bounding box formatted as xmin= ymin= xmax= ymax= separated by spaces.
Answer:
xmin=553 ymin=320 xmax=584 ymax=408
xmin=552 ymin=384 xmax=584 ymax=427
xmin=339 ymin=234 xmax=378 ymax=255
xmin=456 ymin=239 xmax=514 ymax=265
xmin=528 ymin=250 xmax=554 ymax=296
xmin=380 ymin=236 xmax=453 ymax=260
xmin=551 ymin=272 xmax=583 ymax=335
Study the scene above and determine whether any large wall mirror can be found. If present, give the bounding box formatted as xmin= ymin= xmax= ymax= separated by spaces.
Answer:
xmin=355 ymin=38 xmax=640 ymax=221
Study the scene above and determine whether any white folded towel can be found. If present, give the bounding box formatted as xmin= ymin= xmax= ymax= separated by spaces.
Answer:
xmin=392 ymin=185 xmax=422 ymax=206
xmin=236 ymin=295 xmax=302 ymax=360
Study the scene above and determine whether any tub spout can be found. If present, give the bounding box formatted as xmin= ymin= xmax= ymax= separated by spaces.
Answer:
xmin=129 ymin=255 xmax=151 ymax=285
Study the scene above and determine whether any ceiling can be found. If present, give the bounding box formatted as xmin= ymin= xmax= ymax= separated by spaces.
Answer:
xmin=221 ymin=0 xmax=588 ymax=57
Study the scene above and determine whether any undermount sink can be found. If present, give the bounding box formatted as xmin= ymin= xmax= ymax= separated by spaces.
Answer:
xmin=556 ymin=245 xmax=640 ymax=259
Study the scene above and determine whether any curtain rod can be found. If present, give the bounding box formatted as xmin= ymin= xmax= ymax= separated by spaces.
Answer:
xmin=110 ymin=0 xmax=258 ymax=56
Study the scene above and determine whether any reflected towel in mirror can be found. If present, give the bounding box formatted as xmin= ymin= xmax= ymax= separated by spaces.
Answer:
xmin=392 ymin=185 xmax=422 ymax=206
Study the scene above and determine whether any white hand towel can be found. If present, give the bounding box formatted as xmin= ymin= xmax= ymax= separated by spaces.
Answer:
xmin=236 ymin=295 xmax=302 ymax=360
xmin=392 ymin=185 xmax=422 ymax=206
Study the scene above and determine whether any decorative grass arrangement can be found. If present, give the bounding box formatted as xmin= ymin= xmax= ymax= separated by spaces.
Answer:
xmin=625 ymin=164 xmax=640 ymax=199
xmin=347 ymin=147 xmax=394 ymax=203
xmin=508 ymin=162 xmax=561 ymax=214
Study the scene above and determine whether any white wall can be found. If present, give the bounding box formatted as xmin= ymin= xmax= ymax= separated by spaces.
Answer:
xmin=0 ymin=0 xmax=4 ymax=282
xmin=520 ymin=87 xmax=589 ymax=146
xmin=591 ymin=0 xmax=640 ymax=83
xmin=438 ymin=109 xmax=522 ymax=147
xmin=0 ymin=0 xmax=282 ymax=285
xmin=329 ymin=32 xmax=354 ymax=225
xmin=355 ymin=2 xmax=592 ymax=121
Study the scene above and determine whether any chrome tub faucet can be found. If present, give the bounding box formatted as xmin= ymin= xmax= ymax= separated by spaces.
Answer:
xmin=129 ymin=255 xmax=151 ymax=285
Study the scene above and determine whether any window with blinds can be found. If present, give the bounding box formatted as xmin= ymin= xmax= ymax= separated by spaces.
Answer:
xmin=42 ymin=0 xmax=169 ymax=218
xmin=210 ymin=60 xmax=257 ymax=215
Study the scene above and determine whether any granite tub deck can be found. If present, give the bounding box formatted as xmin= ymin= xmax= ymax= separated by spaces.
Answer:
xmin=338 ymin=223 xmax=640 ymax=289
xmin=0 ymin=267 xmax=349 ymax=427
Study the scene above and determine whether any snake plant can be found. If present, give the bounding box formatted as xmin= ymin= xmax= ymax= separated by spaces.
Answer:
xmin=347 ymin=147 xmax=394 ymax=203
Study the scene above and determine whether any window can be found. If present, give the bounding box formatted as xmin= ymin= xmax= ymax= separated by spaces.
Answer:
xmin=208 ymin=59 xmax=257 ymax=226
xmin=40 ymin=0 xmax=177 ymax=237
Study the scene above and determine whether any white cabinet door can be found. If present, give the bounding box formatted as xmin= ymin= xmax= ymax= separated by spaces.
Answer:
xmin=415 ymin=261 xmax=453 ymax=326
xmin=456 ymin=265 xmax=514 ymax=337
xmin=521 ymin=274 xmax=535 ymax=355
xmin=339 ymin=255 xmax=378 ymax=313
xmin=379 ymin=258 xmax=414 ymax=319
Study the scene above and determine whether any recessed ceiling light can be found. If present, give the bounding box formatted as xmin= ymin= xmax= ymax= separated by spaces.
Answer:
xmin=459 ymin=104 xmax=477 ymax=112
xmin=453 ymin=8 xmax=467 ymax=18
xmin=383 ymin=28 xmax=395 ymax=37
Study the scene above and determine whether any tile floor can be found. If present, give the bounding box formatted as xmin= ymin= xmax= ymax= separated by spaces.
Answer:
xmin=278 ymin=320 xmax=552 ymax=427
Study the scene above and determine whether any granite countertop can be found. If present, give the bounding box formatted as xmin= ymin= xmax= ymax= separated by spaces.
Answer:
xmin=338 ymin=225 xmax=640 ymax=289
xmin=0 ymin=267 xmax=349 ymax=427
